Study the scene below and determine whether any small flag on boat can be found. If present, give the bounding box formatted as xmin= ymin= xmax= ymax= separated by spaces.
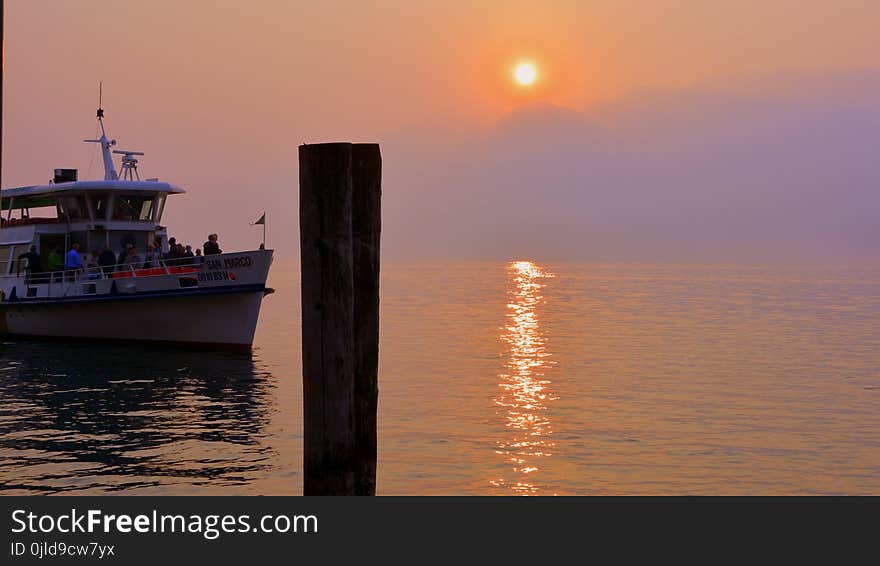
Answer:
xmin=253 ymin=212 xmax=267 ymax=249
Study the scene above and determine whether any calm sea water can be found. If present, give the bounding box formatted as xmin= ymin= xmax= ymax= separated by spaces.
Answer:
xmin=1 ymin=260 xmax=879 ymax=495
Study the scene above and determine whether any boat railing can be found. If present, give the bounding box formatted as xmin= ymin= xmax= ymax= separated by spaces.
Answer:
xmin=9 ymin=256 xmax=205 ymax=286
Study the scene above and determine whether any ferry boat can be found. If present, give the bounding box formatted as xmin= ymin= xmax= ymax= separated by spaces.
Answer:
xmin=0 ymin=106 xmax=273 ymax=350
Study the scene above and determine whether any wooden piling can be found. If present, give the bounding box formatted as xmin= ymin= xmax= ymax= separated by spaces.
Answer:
xmin=299 ymin=142 xmax=381 ymax=496
xmin=351 ymin=144 xmax=381 ymax=495
xmin=300 ymin=143 xmax=356 ymax=495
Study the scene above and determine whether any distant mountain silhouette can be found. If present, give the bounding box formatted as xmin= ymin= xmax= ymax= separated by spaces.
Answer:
xmin=382 ymin=70 xmax=880 ymax=263
xmin=494 ymin=103 xmax=595 ymax=140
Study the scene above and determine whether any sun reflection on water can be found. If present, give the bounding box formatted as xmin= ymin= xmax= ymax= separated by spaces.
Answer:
xmin=490 ymin=260 xmax=557 ymax=495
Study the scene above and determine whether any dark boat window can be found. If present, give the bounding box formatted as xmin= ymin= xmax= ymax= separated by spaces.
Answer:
xmin=2 ymin=245 xmax=26 ymax=275
xmin=91 ymin=195 xmax=109 ymax=221
xmin=113 ymin=196 xmax=154 ymax=221
xmin=59 ymin=196 xmax=88 ymax=222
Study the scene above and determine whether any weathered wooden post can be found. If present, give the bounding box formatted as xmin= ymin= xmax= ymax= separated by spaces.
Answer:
xmin=299 ymin=142 xmax=381 ymax=496
xmin=351 ymin=144 xmax=381 ymax=495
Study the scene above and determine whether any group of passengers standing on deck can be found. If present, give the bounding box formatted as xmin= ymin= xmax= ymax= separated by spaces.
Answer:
xmin=17 ymin=233 xmax=223 ymax=281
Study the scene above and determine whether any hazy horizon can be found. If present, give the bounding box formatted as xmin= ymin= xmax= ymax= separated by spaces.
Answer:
xmin=2 ymin=1 xmax=879 ymax=264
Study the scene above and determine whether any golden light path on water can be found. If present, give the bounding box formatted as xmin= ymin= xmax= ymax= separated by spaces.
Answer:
xmin=491 ymin=260 xmax=557 ymax=495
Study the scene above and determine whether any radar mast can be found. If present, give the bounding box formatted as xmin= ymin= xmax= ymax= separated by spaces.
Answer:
xmin=83 ymin=83 xmax=119 ymax=181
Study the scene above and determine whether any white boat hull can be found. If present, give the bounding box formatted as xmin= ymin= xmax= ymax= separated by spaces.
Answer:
xmin=0 ymin=250 xmax=273 ymax=350
xmin=1 ymin=288 xmax=266 ymax=349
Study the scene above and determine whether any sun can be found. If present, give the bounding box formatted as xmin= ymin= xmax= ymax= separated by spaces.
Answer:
xmin=513 ymin=62 xmax=537 ymax=86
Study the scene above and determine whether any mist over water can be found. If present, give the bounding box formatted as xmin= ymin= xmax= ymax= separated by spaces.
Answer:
xmin=383 ymin=71 xmax=880 ymax=264
xmin=2 ymin=260 xmax=878 ymax=495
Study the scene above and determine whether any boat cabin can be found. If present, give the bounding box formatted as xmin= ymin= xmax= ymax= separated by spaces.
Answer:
xmin=0 ymin=106 xmax=186 ymax=277
xmin=1 ymin=177 xmax=184 ymax=276
xmin=0 ymin=101 xmax=273 ymax=350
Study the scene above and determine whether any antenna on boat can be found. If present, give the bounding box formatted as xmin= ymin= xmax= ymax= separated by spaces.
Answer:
xmin=83 ymin=82 xmax=118 ymax=181
xmin=113 ymin=149 xmax=144 ymax=180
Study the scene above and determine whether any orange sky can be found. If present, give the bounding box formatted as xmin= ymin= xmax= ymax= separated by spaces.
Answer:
xmin=2 ymin=0 xmax=879 ymax=257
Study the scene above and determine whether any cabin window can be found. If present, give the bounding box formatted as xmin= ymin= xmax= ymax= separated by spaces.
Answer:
xmin=1 ymin=245 xmax=24 ymax=275
xmin=154 ymin=195 xmax=166 ymax=223
xmin=113 ymin=196 xmax=154 ymax=221
xmin=1 ymin=245 xmax=13 ymax=275
xmin=2 ymin=200 xmax=58 ymax=225
xmin=138 ymin=199 xmax=154 ymax=221
xmin=59 ymin=196 xmax=88 ymax=222
xmin=91 ymin=195 xmax=109 ymax=221
xmin=178 ymin=277 xmax=199 ymax=288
